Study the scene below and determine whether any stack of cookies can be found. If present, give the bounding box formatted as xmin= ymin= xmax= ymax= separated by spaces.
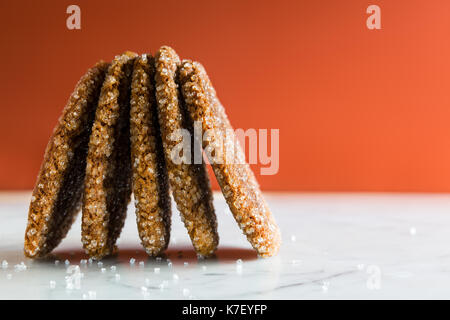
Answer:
xmin=24 ymin=47 xmax=281 ymax=260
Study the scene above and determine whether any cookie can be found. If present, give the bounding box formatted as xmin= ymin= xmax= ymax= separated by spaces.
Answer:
xmin=82 ymin=52 xmax=137 ymax=259
xmin=154 ymin=46 xmax=219 ymax=257
xmin=130 ymin=54 xmax=171 ymax=256
xmin=179 ymin=61 xmax=281 ymax=257
xmin=24 ymin=61 xmax=109 ymax=258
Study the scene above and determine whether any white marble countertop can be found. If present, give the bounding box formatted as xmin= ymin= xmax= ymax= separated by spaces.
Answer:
xmin=1 ymin=192 xmax=450 ymax=299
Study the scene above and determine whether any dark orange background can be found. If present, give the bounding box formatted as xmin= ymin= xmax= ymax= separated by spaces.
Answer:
xmin=1 ymin=0 xmax=450 ymax=192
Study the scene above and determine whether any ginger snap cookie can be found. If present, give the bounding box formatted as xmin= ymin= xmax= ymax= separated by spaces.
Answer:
xmin=154 ymin=46 xmax=219 ymax=257
xmin=179 ymin=61 xmax=281 ymax=257
xmin=82 ymin=52 xmax=137 ymax=259
xmin=130 ymin=54 xmax=171 ymax=256
xmin=24 ymin=61 xmax=109 ymax=258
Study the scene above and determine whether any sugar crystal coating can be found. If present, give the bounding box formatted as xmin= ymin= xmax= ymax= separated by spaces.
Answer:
xmin=130 ymin=55 xmax=171 ymax=256
xmin=178 ymin=60 xmax=281 ymax=257
xmin=154 ymin=46 xmax=219 ymax=257
xmin=82 ymin=52 xmax=137 ymax=259
xmin=24 ymin=61 xmax=108 ymax=258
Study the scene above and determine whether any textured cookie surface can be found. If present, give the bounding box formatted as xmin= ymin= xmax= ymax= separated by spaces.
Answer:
xmin=82 ymin=52 xmax=137 ymax=259
xmin=130 ymin=54 xmax=171 ymax=256
xmin=179 ymin=61 xmax=281 ymax=257
xmin=24 ymin=62 xmax=108 ymax=258
xmin=154 ymin=46 xmax=218 ymax=257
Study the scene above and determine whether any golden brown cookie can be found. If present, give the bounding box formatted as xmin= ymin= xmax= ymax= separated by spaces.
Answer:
xmin=179 ymin=61 xmax=281 ymax=257
xmin=130 ymin=54 xmax=171 ymax=256
xmin=154 ymin=46 xmax=219 ymax=257
xmin=24 ymin=61 xmax=109 ymax=258
xmin=82 ymin=52 xmax=137 ymax=259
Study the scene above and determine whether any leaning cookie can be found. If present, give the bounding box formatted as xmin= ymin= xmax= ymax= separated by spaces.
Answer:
xmin=154 ymin=46 xmax=219 ymax=257
xmin=24 ymin=61 xmax=109 ymax=258
xmin=82 ymin=52 xmax=137 ymax=259
xmin=179 ymin=61 xmax=281 ymax=257
xmin=130 ymin=54 xmax=171 ymax=256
